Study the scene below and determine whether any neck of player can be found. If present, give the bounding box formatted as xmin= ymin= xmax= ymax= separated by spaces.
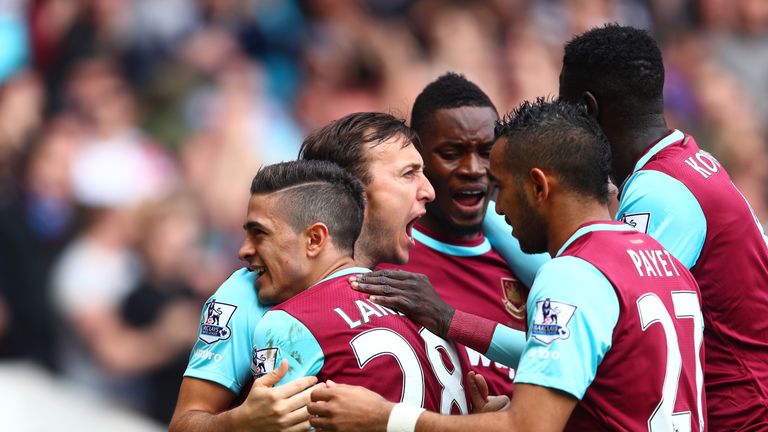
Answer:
xmin=311 ymin=256 xmax=360 ymax=287
xmin=603 ymin=113 xmax=669 ymax=184
xmin=546 ymin=194 xmax=612 ymax=257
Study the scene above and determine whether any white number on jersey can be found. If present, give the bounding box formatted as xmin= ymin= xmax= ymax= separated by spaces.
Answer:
xmin=637 ymin=291 xmax=704 ymax=432
xmin=350 ymin=327 xmax=469 ymax=414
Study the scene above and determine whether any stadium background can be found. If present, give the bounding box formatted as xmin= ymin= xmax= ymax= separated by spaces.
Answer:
xmin=0 ymin=0 xmax=766 ymax=429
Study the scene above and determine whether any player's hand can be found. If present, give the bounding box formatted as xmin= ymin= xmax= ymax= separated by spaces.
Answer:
xmin=467 ymin=371 xmax=511 ymax=413
xmin=231 ymin=359 xmax=318 ymax=432
xmin=308 ymin=383 xmax=393 ymax=432
xmin=349 ymin=270 xmax=455 ymax=338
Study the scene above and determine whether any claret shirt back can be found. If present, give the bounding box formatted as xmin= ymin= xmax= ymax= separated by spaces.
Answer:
xmin=618 ymin=130 xmax=768 ymax=430
xmin=251 ymin=267 xmax=469 ymax=415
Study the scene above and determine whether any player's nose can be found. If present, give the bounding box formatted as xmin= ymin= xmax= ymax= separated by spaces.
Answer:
xmin=238 ymin=239 xmax=255 ymax=263
xmin=420 ymin=174 xmax=436 ymax=203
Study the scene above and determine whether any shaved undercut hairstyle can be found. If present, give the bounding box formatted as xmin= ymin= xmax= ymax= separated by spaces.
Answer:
xmin=410 ymin=72 xmax=497 ymax=136
xmin=494 ymin=98 xmax=613 ymax=204
xmin=561 ymin=24 xmax=665 ymax=115
xmin=250 ymin=160 xmax=366 ymax=254
xmin=299 ymin=112 xmax=419 ymax=185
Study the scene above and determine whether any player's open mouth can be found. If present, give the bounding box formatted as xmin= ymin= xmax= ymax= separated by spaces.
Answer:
xmin=250 ymin=265 xmax=267 ymax=277
xmin=452 ymin=189 xmax=486 ymax=208
xmin=406 ymin=217 xmax=419 ymax=241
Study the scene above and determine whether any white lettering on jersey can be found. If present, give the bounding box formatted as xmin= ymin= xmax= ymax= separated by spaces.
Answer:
xmin=335 ymin=299 xmax=404 ymax=329
xmin=464 ymin=347 xmax=515 ymax=380
xmin=684 ymin=150 xmax=721 ymax=179
xmin=192 ymin=348 xmax=223 ymax=362
xmin=627 ymin=249 xmax=680 ymax=278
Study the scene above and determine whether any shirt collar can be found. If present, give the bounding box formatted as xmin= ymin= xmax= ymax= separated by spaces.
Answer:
xmin=555 ymin=222 xmax=636 ymax=257
xmin=314 ymin=266 xmax=371 ymax=286
xmin=631 ymin=129 xmax=685 ymax=175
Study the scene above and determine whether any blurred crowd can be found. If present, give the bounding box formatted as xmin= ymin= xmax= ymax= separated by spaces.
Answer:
xmin=0 ymin=0 xmax=767 ymax=425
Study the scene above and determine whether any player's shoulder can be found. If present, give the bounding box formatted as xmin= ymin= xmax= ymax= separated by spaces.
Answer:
xmin=537 ymin=255 xmax=603 ymax=281
xmin=211 ymin=268 xmax=259 ymax=304
xmin=624 ymin=169 xmax=693 ymax=201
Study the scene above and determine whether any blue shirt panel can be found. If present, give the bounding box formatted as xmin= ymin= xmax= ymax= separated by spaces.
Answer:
xmin=483 ymin=201 xmax=550 ymax=288
xmin=618 ymin=170 xmax=706 ymax=269
xmin=184 ymin=268 xmax=270 ymax=393
xmin=513 ymin=256 xmax=619 ymax=400
xmin=252 ymin=310 xmax=325 ymax=385
xmin=486 ymin=324 xmax=527 ymax=368
xmin=251 ymin=267 xmax=370 ymax=385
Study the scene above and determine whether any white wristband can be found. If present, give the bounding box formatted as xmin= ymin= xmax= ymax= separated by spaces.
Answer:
xmin=387 ymin=403 xmax=425 ymax=432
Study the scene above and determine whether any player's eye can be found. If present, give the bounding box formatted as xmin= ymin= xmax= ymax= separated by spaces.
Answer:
xmin=438 ymin=151 xmax=460 ymax=160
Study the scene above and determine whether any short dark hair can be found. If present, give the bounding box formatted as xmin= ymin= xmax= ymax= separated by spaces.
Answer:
xmin=494 ymin=98 xmax=613 ymax=204
xmin=411 ymin=72 xmax=497 ymax=136
xmin=561 ymin=24 xmax=664 ymax=114
xmin=250 ymin=160 xmax=366 ymax=254
xmin=299 ymin=112 xmax=418 ymax=184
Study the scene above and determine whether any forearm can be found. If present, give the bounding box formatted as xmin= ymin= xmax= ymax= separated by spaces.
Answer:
xmin=447 ymin=310 xmax=525 ymax=368
xmin=416 ymin=410 xmax=511 ymax=432
xmin=169 ymin=408 xmax=240 ymax=432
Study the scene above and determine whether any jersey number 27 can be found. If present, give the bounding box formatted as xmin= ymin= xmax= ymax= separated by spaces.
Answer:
xmin=637 ymin=291 xmax=704 ymax=432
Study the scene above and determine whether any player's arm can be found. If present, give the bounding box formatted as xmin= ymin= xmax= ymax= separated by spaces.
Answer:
xmin=350 ymin=270 xmax=526 ymax=368
xmin=168 ymin=269 xmax=264 ymax=428
xmin=617 ymin=170 xmax=706 ymax=269
xmin=483 ymin=201 xmax=550 ymax=288
xmin=311 ymin=257 xmax=617 ymax=432
xmin=171 ymin=361 xmax=318 ymax=432
xmin=308 ymin=381 xmax=575 ymax=432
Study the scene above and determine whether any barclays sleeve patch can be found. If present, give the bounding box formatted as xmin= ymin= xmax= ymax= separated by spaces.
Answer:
xmin=531 ymin=298 xmax=577 ymax=344
xmin=251 ymin=347 xmax=279 ymax=378
xmin=621 ymin=212 xmax=650 ymax=233
xmin=199 ymin=299 xmax=237 ymax=344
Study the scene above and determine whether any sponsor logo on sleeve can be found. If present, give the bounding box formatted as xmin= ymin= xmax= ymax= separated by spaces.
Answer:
xmin=251 ymin=347 xmax=279 ymax=378
xmin=531 ymin=298 xmax=577 ymax=344
xmin=621 ymin=212 xmax=650 ymax=233
xmin=501 ymin=277 xmax=526 ymax=320
xmin=199 ymin=299 xmax=237 ymax=344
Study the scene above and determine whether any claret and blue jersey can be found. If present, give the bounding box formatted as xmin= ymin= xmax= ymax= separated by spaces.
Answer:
xmin=183 ymin=268 xmax=270 ymax=394
xmin=516 ymin=221 xmax=705 ymax=431
xmin=252 ymin=267 xmax=470 ymax=415
xmin=617 ymin=129 xmax=768 ymax=430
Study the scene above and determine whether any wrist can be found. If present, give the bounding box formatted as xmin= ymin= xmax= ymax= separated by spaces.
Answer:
xmin=387 ymin=403 xmax=425 ymax=432
xmin=438 ymin=305 xmax=456 ymax=338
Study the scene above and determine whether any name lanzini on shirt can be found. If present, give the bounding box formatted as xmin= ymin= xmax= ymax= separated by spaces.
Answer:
xmin=334 ymin=299 xmax=405 ymax=329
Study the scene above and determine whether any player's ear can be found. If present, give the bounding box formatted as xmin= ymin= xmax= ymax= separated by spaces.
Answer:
xmin=528 ymin=168 xmax=550 ymax=205
xmin=583 ymin=91 xmax=599 ymax=120
xmin=305 ymin=222 xmax=330 ymax=257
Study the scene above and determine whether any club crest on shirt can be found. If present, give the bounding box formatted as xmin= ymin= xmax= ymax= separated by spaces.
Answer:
xmin=531 ymin=298 xmax=576 ymax=344
xmin=199 ymin=299 xmax=237 ymax=344
xmin=621 ymin=212 xmax=650 ymax=234
xmin=251 ymin=347 xmax=279 ymax=378
xmin=501 ymin=277 xmax=526 ymax=320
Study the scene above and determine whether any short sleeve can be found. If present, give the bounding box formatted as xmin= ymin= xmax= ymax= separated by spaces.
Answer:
xmin=617 ymin=170 xmax=706 ymax=269
xmin=252 ymin=310 xmax=324 ymax=385
xmin=184 ymin=268 xmax=269 ymax=394
xmin=513 ymin=256 xmax=619 ymax=400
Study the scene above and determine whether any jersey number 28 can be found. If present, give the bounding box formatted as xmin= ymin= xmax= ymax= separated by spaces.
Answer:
xmin=351 ymin=327 xmax=469 ymax=414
